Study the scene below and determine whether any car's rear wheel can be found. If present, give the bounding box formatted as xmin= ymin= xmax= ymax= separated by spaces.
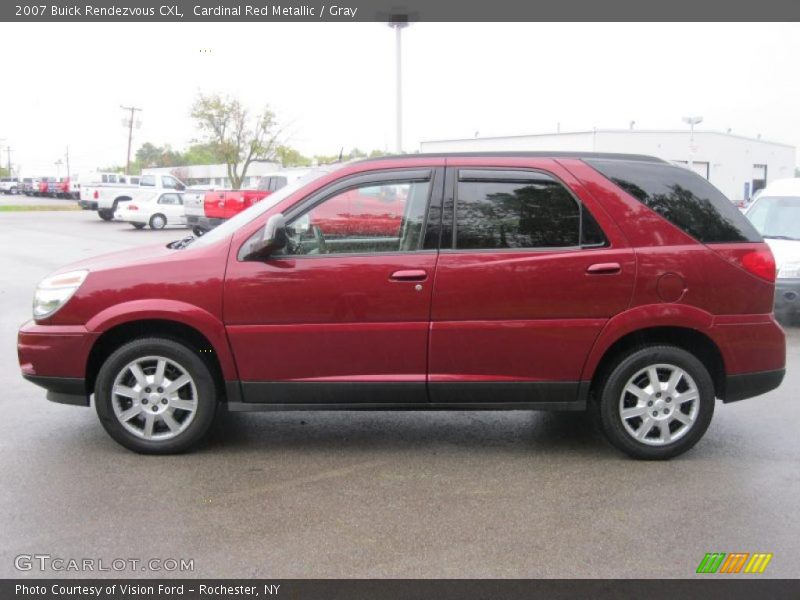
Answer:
xmin=597 ymin=345 xmax=715 ymax=460
xmin=150 ymin=213 xmax=167 ymax=230
xmin=95 ymin=338 xmax=218 ymax=454
xmin=98 ymin=209 xmax=114 ymax=221
xmin=131 ymin=222 xmax=146 ymax=230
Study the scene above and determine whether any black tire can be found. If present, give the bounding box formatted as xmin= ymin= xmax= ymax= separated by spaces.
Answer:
xmin=98 ymin=209 xmax=114 ymax=221
xmin=95 ymin=337 xmax=218 ymax=454
xmin=150 ymin=213 xmax=167 ymax=230
xmin=131 ymin=222 xmax=146 ymax=230
xmin=597 ymin=345 xmax=715 ymax=460
xmin=10 ymin=186 xmax=18 ymax=195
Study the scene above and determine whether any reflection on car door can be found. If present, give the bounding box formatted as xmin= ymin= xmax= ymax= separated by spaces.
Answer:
xmin=224 ymin=166 xmax=445 ymax=405
xmin=428 ymin=160 xmax=635 ymax=407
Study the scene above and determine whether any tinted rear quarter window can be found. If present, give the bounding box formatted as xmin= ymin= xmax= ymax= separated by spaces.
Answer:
xmin=586 ymin=159 xmax=761 ymax=243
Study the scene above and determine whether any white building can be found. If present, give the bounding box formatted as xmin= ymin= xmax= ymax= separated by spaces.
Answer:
xmin=142 ymin=161 xmax=281 ymax=188
xmin=420 ymin=129 xmax=796 ymax=202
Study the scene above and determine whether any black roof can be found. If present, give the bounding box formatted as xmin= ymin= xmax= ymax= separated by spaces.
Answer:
xmin=357 ymin=151 xmax=667 ymax=163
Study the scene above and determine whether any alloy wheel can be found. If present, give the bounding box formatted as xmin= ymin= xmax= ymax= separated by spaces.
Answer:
xmin=618 ymin=363 xmax=699 ymax=446
xmin=110 ymin=355 xmax=198 ymax=441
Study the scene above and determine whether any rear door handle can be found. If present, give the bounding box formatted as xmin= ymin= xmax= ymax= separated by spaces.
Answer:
xmin=586 ymin=262 xmax=621 ymax=275
xmin=390 ymin=269 xmax=428 ymax=281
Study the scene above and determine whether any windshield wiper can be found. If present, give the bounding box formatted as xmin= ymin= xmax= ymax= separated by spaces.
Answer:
xmin=763 ymin=235 xmax=800 ymax=241
xmin=167 ymin=236 xmax=195 ymax=249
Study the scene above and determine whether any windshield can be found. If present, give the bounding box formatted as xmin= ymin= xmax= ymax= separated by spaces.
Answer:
xmin=191 ymin=166 xmax=340 ymax=248
xmin=746 ymin=196 xmax=800 ymax=241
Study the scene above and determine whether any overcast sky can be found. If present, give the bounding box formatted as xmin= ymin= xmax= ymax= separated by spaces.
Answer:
xmin=1 ymin=22 xmax=799 ymax=175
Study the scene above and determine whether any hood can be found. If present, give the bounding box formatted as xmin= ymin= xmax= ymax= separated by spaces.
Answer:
xmin=55 ymin=242 xmax=176 ymax=275
xmin=763 ymin=238 xmax=800 ymax=269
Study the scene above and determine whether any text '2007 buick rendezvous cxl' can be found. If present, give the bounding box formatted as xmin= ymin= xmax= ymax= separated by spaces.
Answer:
xmin=18 ymin=153 xmax=785 ymax=458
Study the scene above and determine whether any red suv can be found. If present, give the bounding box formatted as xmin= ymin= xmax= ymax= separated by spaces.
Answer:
xmin=18 ymin=153 xmax=785 ymax=458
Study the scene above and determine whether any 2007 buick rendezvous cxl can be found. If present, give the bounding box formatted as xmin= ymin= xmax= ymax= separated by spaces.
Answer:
xmin=18 ymin=153 xmax=786 ymax=458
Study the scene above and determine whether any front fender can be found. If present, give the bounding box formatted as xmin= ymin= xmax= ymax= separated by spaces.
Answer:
xmin=85 ymin=299 xmax=238 ymax=380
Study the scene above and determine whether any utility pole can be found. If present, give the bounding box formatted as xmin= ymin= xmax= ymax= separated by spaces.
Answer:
xmin=388 ymin=17 xmax=409 ymax=154
xmin=682 ymin=115 xmax=703 ymax=171
xmin=6 ymin=146 xmax=11 ymax=176
xmin=65 ymin=146 xmax=71 ymax=179
xmin=120 ymin=104 xmax=142 ymax=175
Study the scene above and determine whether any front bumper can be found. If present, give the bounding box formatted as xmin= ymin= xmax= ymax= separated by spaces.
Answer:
xmin=18 ymin=320 xmax=95 ymax=407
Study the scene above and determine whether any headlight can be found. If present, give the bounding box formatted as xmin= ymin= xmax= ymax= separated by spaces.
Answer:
xmin=777 ymin=262 xmax=800 ymax=279
xmin=33 ymin=270 xmax=89 ymax=319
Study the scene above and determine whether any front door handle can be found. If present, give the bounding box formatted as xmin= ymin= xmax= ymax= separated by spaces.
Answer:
xmin=586 ymin=262 xmax=621 ymax=275
xmin=390 ymin=269 xmax=428 ymax=281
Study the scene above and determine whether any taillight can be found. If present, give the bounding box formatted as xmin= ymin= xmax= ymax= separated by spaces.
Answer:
xmin=93 ymin=190 xmax=98 ymax=199
xmin=128 ymin=205 xmax=138 ymax=211
xmin=741 ymin=249 xmax=776 ymax=282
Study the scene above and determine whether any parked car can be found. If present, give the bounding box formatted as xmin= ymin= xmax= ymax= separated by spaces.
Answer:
xmin=78 ymin=173 xmax=139 ymax=210
xmin=45 ymin=178 xmax=64 ymax=198
xmin=745 ymin=178 xmax=800 ymax=323
xmin=37 ymin=177 xmax=57 ymax=196
xmin=18 ymin=153 xmax=785 ymax=458
xmin=0 ymin=176 xmax=21 ymax=194
xmin=114 ymin=192 xmax=187 ymax=230
xmin=58 ymin=177 xmax=81 ymax=200
xmin=81 ymin=173 xmax=173 ymax=219
xmin=190 ymin=172 xmax=307 ymax=235
xmin=21 ymin=177 xmax=40 ymax=196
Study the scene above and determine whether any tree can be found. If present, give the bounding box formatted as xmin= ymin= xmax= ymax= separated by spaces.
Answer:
xmin=276 ymin=145 xmax=312 ymax=167
xmin=191 ymin=92 xmax=280 ymax=190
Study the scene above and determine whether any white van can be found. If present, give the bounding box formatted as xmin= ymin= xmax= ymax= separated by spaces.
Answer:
xmin=745 ymin=178 xmax=800 ymax=322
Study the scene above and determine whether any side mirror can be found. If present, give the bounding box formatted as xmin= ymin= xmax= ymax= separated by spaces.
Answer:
xmin=176 ymin=183 xmax=186 ymax=191
xmin=243 ymin=213 xmax=287 ymax=260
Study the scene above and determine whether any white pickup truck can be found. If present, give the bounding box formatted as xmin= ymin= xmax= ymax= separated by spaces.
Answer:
xmin=81 ymin=173 xmax=187 ymax=220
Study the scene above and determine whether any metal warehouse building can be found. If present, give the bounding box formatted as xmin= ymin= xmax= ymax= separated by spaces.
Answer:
xmin=420 ymin=129 xmax=796 ymax=203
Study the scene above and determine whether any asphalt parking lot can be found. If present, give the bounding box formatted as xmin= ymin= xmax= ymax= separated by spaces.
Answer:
xmin=1 ymin=203 xmax=799 ymax=579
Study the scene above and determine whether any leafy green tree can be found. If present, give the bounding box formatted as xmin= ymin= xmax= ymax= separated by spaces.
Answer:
xmin=276 ymin=145 xmax=312 ymax=167
xmin=191 ymin=92 xmax=281 ymax=190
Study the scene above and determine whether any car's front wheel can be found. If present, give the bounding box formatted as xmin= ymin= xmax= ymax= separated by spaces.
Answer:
xmin=597 ymin=345 xmax=715 ymax=460
xmin=95 ymin=338 xmax=218 ymax=454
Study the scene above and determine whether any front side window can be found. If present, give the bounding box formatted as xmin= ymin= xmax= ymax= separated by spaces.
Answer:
xmin=454 ymin=172 xmax=598 ymax=250
xmin=281 ymin=179 xmax=432 ymax=256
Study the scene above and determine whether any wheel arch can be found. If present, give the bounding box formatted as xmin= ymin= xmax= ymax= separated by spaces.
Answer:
xmin=586 ymin=325 xmax=726 ymax=401
xmin=85 ymin=304 xmax=238 ymax=401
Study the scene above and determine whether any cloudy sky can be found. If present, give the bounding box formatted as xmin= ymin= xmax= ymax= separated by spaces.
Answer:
xmin=1 ymin=22 xmax=799 ymax=175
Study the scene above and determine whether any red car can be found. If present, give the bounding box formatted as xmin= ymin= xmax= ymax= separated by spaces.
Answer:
xmin=18 ymin=153 xmax=785 ymax=458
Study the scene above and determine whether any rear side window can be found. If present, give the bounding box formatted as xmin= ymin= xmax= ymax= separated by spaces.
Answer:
xmin=453 ymin=170 xmax=607 ymax=250
xmin=587 ymin=159 xmax=761 ymax=243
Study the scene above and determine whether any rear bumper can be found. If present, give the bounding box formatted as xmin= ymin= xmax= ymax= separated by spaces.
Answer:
xmin=79 ymin=200 xmax=97 ymax=210
xmin=188 ymin=215 xmax=224 ymax=231
xmin=723 ymin=368 xmax=785 ymax=403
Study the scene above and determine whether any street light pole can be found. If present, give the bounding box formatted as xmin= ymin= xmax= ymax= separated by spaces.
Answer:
xmin=682 ymin=115 xmax=703 ymax=170
xmin=388 ymin=18 xmax=409 ymax=154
